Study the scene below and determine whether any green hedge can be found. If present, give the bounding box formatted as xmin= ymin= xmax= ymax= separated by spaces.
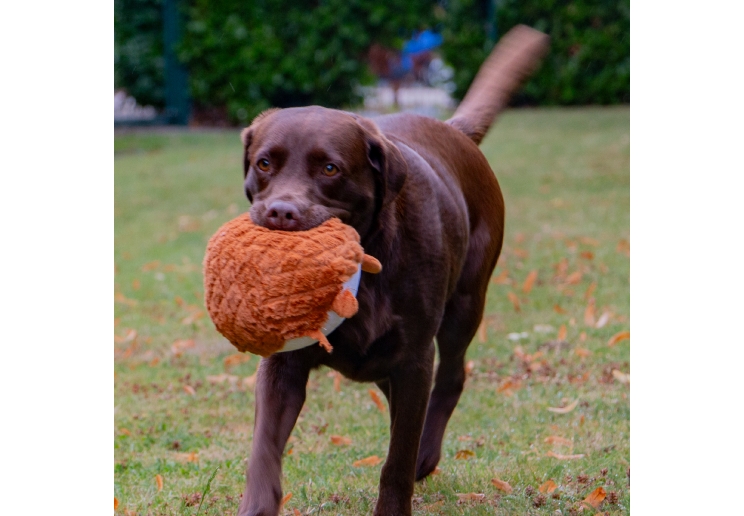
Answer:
xmin=442 ymin=0 xmax=630 ymax=104
xmin=113 ymin=0 xmax=629 ymax=122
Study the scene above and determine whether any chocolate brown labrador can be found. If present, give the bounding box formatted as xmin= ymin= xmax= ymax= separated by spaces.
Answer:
xmin=235 ymin=26 xmax=548 ymax=516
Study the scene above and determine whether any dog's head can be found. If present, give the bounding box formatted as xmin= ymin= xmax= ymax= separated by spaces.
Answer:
xmin=241 ymin=107 xmax=407 ymax=237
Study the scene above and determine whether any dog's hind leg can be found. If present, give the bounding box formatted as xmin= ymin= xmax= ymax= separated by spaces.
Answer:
xmin=415 ymin=224 xmax=499 ymax=481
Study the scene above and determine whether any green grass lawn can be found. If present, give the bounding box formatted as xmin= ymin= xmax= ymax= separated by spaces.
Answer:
xmin=114 ymin=107 xmax=629 ymax=515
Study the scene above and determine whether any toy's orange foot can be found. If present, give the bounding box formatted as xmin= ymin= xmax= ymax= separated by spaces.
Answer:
xmin=362 ymin=254 xmax=382 ymax=274
xmin=332 ymin=289 xmax=359 ymax=319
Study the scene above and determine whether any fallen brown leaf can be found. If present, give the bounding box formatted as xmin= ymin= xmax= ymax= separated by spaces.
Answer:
xmin=330 ymin=435 xmax=352 ymax=446
xmin=293 ymin=509 xmax=301 ymax=516
xmin=477 ymin=320 xmax=487 ymax=343
xmin=546 ymin=451 xmax=585 ymax=460
xmin=369 ymin=389 xmax=386 ymax=412
xmin=507 ymin=291 xmax=521 ymax=312
xmin=584 ymin=282 xmax=597 ymax=301
xmin=183 ymin=385 xmax=196 ymax=396
xmin=353 ymin=455 xmax=382 ymax=467
xmin=607 ymin=331 xmax=630 ymax=347
xmin=114 ymin=329 xmax=138 ymax=345
xmin=455 ymin=449 xmax=475 ymax=460
xmin=456 ymin=493 xmax=486 ymax=502
xmin=497 ymin=378 xmax=521 ymax=396
xmin=558 ymin=324 xmax=567 ymax=341
xmin=512 ymin=247 xmax=528 ymax=259
xmin=583 ymin=487 xmax=606 ymax=508
xmin=574 ymin=347 xmax=591 ymax=358
xmin=114 ymin=292 xmax=138 ymax=307
xmin=174 ymin=451 xmax=199 ymax=463
xmin=155 ymin=474 xmax=163 ymax=492
xmin=206 ymin=374 xmax=239 ymax=385
xmin=333 ymin=371 xmax=342 ymax=392
xmin=491 ymin=478 xmax=513 ymax=493
xmin=580 ymin=251 xmax=594 ymax=260
xmin=581 ymin=237 xmax=599 ymax=247
xmin=553 ymin=304 xmax=567 ymax=314
xmin=171 ymin=339 xmax=195 ymax=356
xmin=522 ymin=270 xmax=538 ymax=294
xmin=544 ymin=436 xmax=573 ymax=447
xmin=114 ymin=497 xmax=119 ymax=510
xmin=119 ymin=427 xmax=131 ymax=436
xmin=223 ymin=353 xmax=251 ymax=370
xmin=612 ymin=369 xmax=630 ymax=384
xmin=539 ymin=479 xmax=558 ymax=494
xmin=584 ymin=299 xmax=596 ymax=326
xmin=431 ymin=467 xmax=442 ymax=475
xmin=565 ymin=271 xmax=583 ymax=285
xmin=492 ymin=269 xmax=510 ymax=285
xmin=181 ymin=311 xmax=204 ymax=325
xmin=595 ymin=312 xmax=610 ymax=328
xmin=579 ymin=331 xmax=587 ymax=342
xmin=465 ymin=360 xmax=475 ymax=375
xmin=279 ymin=493 xmax=292 ymax=510
xmin=547 ymin=400 xmax=579 ymax=414
xmin=141 ymin=260 xmax=160 ymax=271
xmin=617 ymin=239 xmax=630 ymax=257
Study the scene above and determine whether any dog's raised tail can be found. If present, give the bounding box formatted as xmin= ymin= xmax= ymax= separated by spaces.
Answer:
xmin=446 ymin=25 xmax=549 ymax=145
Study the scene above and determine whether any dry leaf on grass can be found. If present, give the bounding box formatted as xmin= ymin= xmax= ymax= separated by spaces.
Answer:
xmin=465 ymin=360 xmax=475 ymax=375
xmin=293 ymin=509 xmax=302 ymax=516
xmin=544 ymin=436 xmax=573 ymax=447
xmin=595 ymin=312 xmax=610 ymax=328
xmin=580 ymin=251 xmax=594 ymax=260
xmin=507 ymin=291 xmax=521 ymax=312
xmin=492 ymin=269 xmax=510 ymax=285
xmin=174 ymin=451 xmax=199 ymax=463
xmin=333 ymin=371 xmax=342 ymax=392
xmin=115 ymin=292 xmax=138 ymax=306
xmin=491 ymin=478 xmax=513 ymax=493
xmin=612 ymin=369 xmax=630 ymax=384
xmin=522 ymin=270 xmax=538 ymax=294
xmin=223 ymin=353 xmax=251 ymax=370
xmin=539 ymin=479 xmax=557 ymax=493
xmin=155 ymin=474 xmax=163 ymax=492
xmin=583 ymin=487 xmax=606 ymax=508
xmin=584 ymin=300 xmax=596 ymax=326
xmin=546 ymin=451 xmax=585 ymax=460
xmin=206 ymin=374 xmax=239 ymax=385
xmin=547 ymin=400 xmax=578 ymax=414
xmin=455 ymin=449 xmax=475 ymax=460
xmin=119 ymin=428 xmax=131 ymax=436
xmin=497 ymin=378 xmax=521 ymax=396
xmin=368 ymin=389 xmax=386 ymax=412
xmin=565 ymin=271 xmax=583 ymax=285
xmin=477 ymin=320 xmax=487 ymax=343
xmin=574 ymin=347 xmax=591 ymax=358
xmin=607 ymin=331 xmax=630 ymax=347
xmin=141 ymin=260 xmax=160 ymax=271
xmin=114 ymin=328 xmax=137 ymax=344
xmin=171 ymin=339 xmax=195 ymax=356
xmin=553 ymin=304 xmax=567 ymax=314
xmin=183 ymin=385 xmax=196 ymax=396
xmin=353 ymin=455 xmax=382 ymax=467
xmin=617 ymin=239 xmax=630 ymax=256
xmin=181 ymin=311 xmax=204 ymax=325
xmin=330 ymin=435 xmax=352 ymax=446
xmin=279 ymin=493 xmax=292 ymax=509
xmin=557 ymin=325 xmax=567 ymax=341
xmin=114 ymin=497 xmax=119 ymax=510
xmin=456 ymin=493 xmax=486 ymax=502
xmin=584 ymin=282 xmax=597 ymax=301
xmin=431 ymin=467 xmax=442 ymax=475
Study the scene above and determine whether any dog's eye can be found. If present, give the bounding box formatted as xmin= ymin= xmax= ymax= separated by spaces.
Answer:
xmin=323 ymin=164 xmax=339 ymax=177
xmin=257 ymin=159 xmax=270 ymax=172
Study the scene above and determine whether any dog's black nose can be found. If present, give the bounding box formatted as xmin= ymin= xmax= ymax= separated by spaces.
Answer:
xmin=265 ymin=201 xmax=301 ymax=230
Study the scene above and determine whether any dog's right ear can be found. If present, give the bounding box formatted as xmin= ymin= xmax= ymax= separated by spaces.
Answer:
xmin=241 ymin=108 xmax=280 ymax=177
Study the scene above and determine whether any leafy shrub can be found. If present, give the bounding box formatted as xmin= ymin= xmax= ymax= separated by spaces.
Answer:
xmin=442 ymin=0 xmax=630 ymax=104
xmin=114 ymin=0 xmax=165 ymax=108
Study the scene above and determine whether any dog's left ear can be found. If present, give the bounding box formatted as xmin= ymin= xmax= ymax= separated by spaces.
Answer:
xmin=353 ymin=116 xmax=408 ymax=209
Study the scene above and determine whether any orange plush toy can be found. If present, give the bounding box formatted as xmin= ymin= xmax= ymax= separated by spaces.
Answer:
xmin=203 ymin=214 xmax=381 ymax=356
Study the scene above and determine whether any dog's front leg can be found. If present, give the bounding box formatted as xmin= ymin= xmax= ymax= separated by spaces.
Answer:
xmin=238 ymin=352 xmax=311 ymax=516
xmin=374 ymin=341 xmax=435 ymax=516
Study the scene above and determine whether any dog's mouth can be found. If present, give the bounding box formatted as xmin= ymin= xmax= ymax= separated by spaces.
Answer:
xmin=250 ymin=202 xmax=344 ymax=232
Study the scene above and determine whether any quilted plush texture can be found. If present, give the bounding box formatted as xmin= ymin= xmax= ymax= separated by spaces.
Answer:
xmin=203 ymin=214 xmax=380 ymax=356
